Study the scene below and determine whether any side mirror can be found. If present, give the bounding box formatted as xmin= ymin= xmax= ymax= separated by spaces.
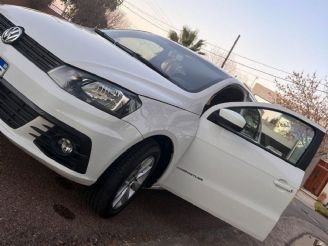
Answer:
xmin=218 ymin=109 xmax=246 ymax=131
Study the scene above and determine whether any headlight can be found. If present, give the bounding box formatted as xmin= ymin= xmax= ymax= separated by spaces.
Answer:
xmin=48 ymin=65 xmax=141 ymax=118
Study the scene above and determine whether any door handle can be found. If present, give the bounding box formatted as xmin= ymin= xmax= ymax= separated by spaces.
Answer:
xmin=273 ymin=179 xmax=293 ymax=193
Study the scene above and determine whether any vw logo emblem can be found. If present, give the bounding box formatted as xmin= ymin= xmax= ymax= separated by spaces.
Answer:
xmin=1 ymin=26 xmax=24 ymax=44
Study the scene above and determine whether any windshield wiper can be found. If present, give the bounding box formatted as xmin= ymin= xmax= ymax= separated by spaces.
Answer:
xmin=124 ymin=48 xmax=172 ymax=81
xmin=95 ymin=29 xmax=172 ymax=81
xmin=95 ymin=28 xmax=116 ymax=43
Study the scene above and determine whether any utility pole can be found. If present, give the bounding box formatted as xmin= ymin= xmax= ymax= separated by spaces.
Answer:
xmin=221 ymin=34 xmax=240 ymax=69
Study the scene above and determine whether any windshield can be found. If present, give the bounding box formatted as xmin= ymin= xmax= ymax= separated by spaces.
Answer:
xmin=100 ymin=29 xmax=230 ymax=93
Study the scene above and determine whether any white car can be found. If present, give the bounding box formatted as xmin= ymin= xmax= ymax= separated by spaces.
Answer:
xmin=0 ymin=5 xmax=325 ymax=241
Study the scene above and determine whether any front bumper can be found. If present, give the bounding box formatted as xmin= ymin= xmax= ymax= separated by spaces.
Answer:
xmin=0 ymin=44 xmax=143 ymax=185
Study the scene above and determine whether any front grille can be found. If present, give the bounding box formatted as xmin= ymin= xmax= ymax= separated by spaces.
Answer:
xmin=12 ymin=35 xmax=64 ymax=72
xmin=0 ymin=13 xmax=13 ymax=30
xmin=0 ymin=80 xmax=38 ymax=129
xmin=0 ymin=14 xmax=64 ymax=72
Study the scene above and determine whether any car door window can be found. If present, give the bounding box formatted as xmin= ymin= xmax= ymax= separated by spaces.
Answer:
xmin=231 ymin=107 xmax=262 ymax=141
xmin=210 ymin=106 xmax=315 ymax=166
xmin=260 ymin=109 xmax=314 ymax=164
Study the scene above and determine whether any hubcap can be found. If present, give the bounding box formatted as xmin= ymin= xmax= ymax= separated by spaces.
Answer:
xmin=112 ymin=156 xmax=155 ymax=209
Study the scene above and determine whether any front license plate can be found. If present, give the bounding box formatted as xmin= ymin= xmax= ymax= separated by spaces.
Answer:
xmin=0 ymin=57 xmax=8 ymax=77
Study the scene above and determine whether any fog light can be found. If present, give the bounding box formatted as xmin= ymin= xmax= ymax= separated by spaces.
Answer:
xmin=58 ymin=138 xmax=73 ymax=155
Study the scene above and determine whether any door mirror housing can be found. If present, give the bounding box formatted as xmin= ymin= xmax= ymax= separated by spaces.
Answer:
xmin=218 ymin=109 xmax=246 ymax=131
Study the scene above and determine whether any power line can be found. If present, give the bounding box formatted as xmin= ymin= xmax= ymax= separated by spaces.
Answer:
xmin=153 ymin=0 xmax=174 ymax=27
xmin=121 ymin=6 xmax=328 ymax=95
xmin=124 ymin=3 xmax=293 ymax=76
xmin=205 ymin=51 xmax=273 ymax=83
xmin=202 ymin=48 xmax=328 ymax=94
xmin=205 ymin=48 xmax=328 ymax=93
xmin=234 ymin=67 xmax=276 ymax=83
xmin=202 ymin=48 xmax=292 ymax=82
xmin=144 ymin=0 xmax=173 ymax=29
xmin=206 ymin=42 xmax=292 ymax=75
xmin=206 ymin=51 xmax=328 ymax=94
xmin=124 ymin=1 xmax=179 ymax=31
xmin=122 ymin=5 xmax=170 ymax=33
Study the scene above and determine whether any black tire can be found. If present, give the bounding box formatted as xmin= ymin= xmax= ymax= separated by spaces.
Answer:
xmin=86 ymin=140 xmax=161 ymax=217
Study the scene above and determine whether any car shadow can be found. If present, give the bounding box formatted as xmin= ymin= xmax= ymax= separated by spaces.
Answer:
xmin=4 ymin=133 xmax=320 ymax=246
xmin=0 ymin=133 xmax=230 ymax=243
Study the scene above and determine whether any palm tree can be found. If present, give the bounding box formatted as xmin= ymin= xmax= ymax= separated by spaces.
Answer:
xmin=168 ymin=26 xmax=205 ymax=53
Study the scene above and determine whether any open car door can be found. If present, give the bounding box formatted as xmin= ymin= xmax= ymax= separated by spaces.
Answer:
xmin=162 ymin=102 xmax=325 ymax=241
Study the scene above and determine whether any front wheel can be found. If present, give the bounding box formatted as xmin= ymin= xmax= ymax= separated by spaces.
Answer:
xmin=86 ymin=140 xmax=161 ymax=217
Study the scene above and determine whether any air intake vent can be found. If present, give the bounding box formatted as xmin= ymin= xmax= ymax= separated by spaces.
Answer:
xmin=0 ymin=79 xmax=38 ymax=129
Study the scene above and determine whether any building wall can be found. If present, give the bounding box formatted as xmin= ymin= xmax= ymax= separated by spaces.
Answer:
xmin=321 ymin=182 xmax=328 ymax=204
xmin=304 ymin=160 xmax=328 ymax=196
xmin=252 ymin=83 xmax=276 ymax=103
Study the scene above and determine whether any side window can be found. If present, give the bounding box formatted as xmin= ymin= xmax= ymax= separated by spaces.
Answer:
xmin=229 ymin=107 xmax=261 ymax=140
xmin=209 ymin=106 xmax=315 ymax=165
xmin=259 ymin=109 xmax=314 ymax=164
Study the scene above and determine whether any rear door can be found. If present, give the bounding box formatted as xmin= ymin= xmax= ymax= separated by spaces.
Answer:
xmin=162 ymin=102 xmax=325 ymax=241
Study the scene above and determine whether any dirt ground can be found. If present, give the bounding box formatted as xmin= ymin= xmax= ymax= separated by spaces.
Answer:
xmin=0 ymin=134 xmax=327 ymax=245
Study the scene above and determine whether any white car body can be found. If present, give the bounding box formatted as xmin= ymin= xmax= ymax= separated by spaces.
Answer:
xmin=0 ymin=5 xmax=325 ymax=241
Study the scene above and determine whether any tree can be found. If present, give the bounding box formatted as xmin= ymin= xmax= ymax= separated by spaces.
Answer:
xmin=275 ymin=72 xmax=328 ymax=156
xmin=106 ymin=9 xmax=129 ymax=28
xmin=61 ymin=0 xmax=125 ymax=28
xmin=168 ymin=26 xmax=205 ymax=53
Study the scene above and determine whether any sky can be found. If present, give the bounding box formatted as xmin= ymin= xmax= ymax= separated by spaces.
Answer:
xmin=120 ymin=0 xmax=327 ymax=88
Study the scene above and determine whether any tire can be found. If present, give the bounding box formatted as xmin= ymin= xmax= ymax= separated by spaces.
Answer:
xmin=86 ymin=140 xmax=161 ymax=217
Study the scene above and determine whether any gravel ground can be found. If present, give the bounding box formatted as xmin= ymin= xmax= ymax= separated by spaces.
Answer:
xmin=0 ymin=134 xmax=327 ymax=245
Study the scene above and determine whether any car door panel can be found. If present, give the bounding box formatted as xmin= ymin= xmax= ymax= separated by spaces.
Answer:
xmin=162 ymin=102 xmax=325 ymax=241
xmin=163 ymin=119 xmax=301 ymax=241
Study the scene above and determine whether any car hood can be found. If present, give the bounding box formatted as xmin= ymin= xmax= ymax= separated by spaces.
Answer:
xmin=0 ymin=5 xmax=241 ymax=115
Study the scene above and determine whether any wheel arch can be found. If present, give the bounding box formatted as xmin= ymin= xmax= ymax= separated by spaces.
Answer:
xmin=144 ymin=135 xmax=174 ymax=187
xmin=97 ymin=134 xmax=174 ymax=187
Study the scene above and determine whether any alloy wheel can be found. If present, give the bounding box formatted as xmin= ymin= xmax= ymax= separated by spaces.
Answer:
xmin=112 ymin=156 xmax=155 ymax=209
